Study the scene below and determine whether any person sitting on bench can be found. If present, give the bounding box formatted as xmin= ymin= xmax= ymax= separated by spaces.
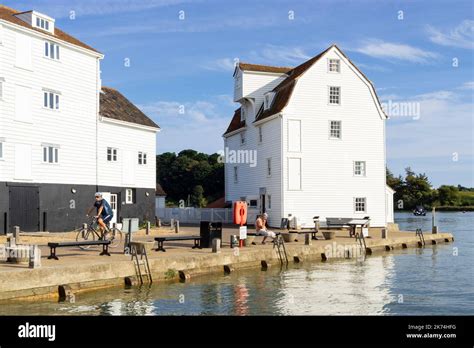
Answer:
xmin=256 ymin=213 xmax=276 ymax=245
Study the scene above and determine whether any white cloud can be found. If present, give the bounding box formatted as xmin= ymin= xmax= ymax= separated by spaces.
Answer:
xmin=248 ymin=45 xmax=310 ymax=65
xmin=427 ymin=20 xmax=474 ymax=50
xmin=202 ymin=58 xmax=237 ymax=72
xmin=139 ymin=100 xmax=219 ymax=124
xmin=87 ymin=13 xmax=280 ymax=37
xmin=26 ymin=0 xmax=191 ymax=18
xmin=458 ymin=81 xmax=474 ymax=90
xmin=413 ymin=90 xmax=455 ymax=101
xmin=379 ymin=93 xmax=402 ymax=101
xmin=355 ymin=62 xmax=391 ymax=73
xmin=202 ymin=45 xmax=311 ymax=74
xmin=353 ymin=39 xmax=439 ymax=63
xmin=387 ymin=88 xmax=473 ymax=162
xmin=138 ymin=98 xmax=233 ymax=154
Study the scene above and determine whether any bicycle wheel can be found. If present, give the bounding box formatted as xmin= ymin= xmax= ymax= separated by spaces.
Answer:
xmin=76 ymin=227 xmax=97 ymax=250
xmin=105 ymin=227 xmax=123 ymax=248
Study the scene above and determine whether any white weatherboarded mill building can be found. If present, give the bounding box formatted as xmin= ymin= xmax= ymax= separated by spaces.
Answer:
xmin=223 ymin=44 xmax=394 ymax=227
xmin=0 ymin=6 xmax=159 ymax=232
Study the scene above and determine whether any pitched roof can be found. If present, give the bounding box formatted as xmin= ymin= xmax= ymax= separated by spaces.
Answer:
xmin=0 ymin=5 xmax=100 ymax=54
xmin=205 ymin=197 xmax=226 ymax=208
xmin=224 ymin=45 xmax=388 ymax=133
xmin=254 ymin=45 xmax=333 ymax=122
xmin=223 ymin=108 xmax=245 ymax=136
xmin=100 ymin=87 xmax=160 ymax=129
xmin=236 ymin=62 xmax=292 ymax=75
xmin=156 ymin=184 xmax=167 ymax=196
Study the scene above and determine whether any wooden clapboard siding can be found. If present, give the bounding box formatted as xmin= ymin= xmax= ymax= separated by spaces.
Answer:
xmin=225 ymin=45 xmax=390 ymax=227
xmin=0 ymin=23 xmax=99 ymax=185
xmin=97 ymin=119 xmax=156 ymax=189
xmin=282 ymin=47 xmax=387 ymax=227
xmin=0 ymin=16 xmax=158 ymax=192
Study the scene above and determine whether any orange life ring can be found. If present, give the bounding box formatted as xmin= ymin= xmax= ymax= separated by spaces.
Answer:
xmin=233 ymin=201 xmax=248 ymax=225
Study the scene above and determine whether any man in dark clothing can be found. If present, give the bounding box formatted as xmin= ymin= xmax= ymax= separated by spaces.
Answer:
xmin=87 ymin=192 xmax=114 ymax=234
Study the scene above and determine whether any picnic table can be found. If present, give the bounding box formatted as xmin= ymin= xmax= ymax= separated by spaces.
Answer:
xmin=346 ymin=218 xmax=370 ymax=238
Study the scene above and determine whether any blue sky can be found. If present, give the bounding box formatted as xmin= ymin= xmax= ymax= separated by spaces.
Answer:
xmin=5 ymin=0 xmax=473 ymax=187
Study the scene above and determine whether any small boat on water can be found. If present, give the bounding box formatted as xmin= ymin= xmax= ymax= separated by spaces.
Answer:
xmin=413 ymin=205 xmax=427 ymax=216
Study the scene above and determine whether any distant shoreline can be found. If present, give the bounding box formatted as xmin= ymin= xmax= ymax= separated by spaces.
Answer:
xmin=396 ymin=206 xmax=474 ymax=212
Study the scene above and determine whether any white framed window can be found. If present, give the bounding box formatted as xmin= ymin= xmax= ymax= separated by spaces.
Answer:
xmin=329 ymin=120 xmax=342 ymax=139
xmin=354 ymin=161 xmax=366 ymax=176
xmin=354 ymin=197 xmax=367 ymax=213
xmin=125 ymin=189 xmax=134 ymax=204
xmin=258 ymin=126 xmax=263 ymax=143
xmin=240 ymin=131 xmax=246 ymax=145
xmin=107 ymin=147 xmax=117 ymax=162
xmin=267 ymin=195 xmax=272 ymax=209
xmin=36 ymin=17 xmax=50 ymax=31
xmin=233 ymin=166 xmax=238 ymax=183
xmin=138 ymin=152 xmax=147 ymax=165
xmin=328 ymin=86 xmax=341 ymax=105
xmin=267 ymin=158 xmax=272 ymax=177
xmin=328 ymin=59 xmax=340 ymax=73
xmin=43 ymin=90 xmax=60 ymax=110
xmin=44 ymin=41 xmax=60 ymax=60
xmin=42 ymin=145 xmax=59 ymax=164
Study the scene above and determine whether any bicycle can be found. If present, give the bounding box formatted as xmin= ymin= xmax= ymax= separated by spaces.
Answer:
xmin=75 ymin=216 xmax=123 ymax=249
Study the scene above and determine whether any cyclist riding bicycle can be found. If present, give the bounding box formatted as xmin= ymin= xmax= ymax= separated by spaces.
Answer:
xmin=87 ymin=192 xmax=114 ymax=236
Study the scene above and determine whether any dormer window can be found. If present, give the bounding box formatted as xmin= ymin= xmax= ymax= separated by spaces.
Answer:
xmin=15 ymin=11 xmax=56 ymax=34
xmin=264 ymin=92 xmax=275 ymax=110
xmin=36 ymin=17 xmax=50 ymax=31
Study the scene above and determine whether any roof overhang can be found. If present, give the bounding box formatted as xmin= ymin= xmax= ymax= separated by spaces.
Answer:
xmin=222 ymin=125 xmax=247 ymax=138
xmin=0 ymin=18 xmax=104 ymax=59
xmin=253 ymin=112 xmax=281 ymax=126
xmin=99 ymin=115 xmax=161 ymax=132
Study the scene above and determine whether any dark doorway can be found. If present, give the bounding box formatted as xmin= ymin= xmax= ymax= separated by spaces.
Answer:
xmin=9 ymin=186 xmax=40 ymax=232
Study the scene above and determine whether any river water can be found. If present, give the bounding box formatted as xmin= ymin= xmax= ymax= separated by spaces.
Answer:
xmin=1 ymin=212 xmax=473 ymax=315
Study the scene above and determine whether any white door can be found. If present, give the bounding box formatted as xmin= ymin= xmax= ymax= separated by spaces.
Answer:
xmin=110 ymin=194 xmax=118 ymax=224
xmin=101 ymin=192 xmax=117 ymax=224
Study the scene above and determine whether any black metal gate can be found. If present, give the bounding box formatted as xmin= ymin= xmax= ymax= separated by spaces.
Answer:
xmin=9 ymin=186 xmax=40 ymax=232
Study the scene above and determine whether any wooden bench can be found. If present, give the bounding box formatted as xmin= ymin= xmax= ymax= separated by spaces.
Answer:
xmin=325 ymin=218 xmax=352 ymax=229
xmin=288 ymin=228 xmax=319 ymax=240
xmin=154 ymin=236 xmax=202 ymax=252
xmin=325 ymin=217 xmax=370 ymax=237
xmin=47 ymin=240 xmax=111 ymax=260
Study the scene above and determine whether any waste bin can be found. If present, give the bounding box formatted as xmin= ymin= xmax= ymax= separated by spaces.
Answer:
xmin=200 ymin=221 xmax=222 ymax=248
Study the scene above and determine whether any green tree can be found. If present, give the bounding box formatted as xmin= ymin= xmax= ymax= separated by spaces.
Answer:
xmin=156 ymin=149 xmax=224 ymax=206
xmin=403 ymin=167 xmax=433 ymax=208
xmin=191 ymin=185 xmax=207 ymax=207
xmin=437 ymin=185 xmax=460 ymax=206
